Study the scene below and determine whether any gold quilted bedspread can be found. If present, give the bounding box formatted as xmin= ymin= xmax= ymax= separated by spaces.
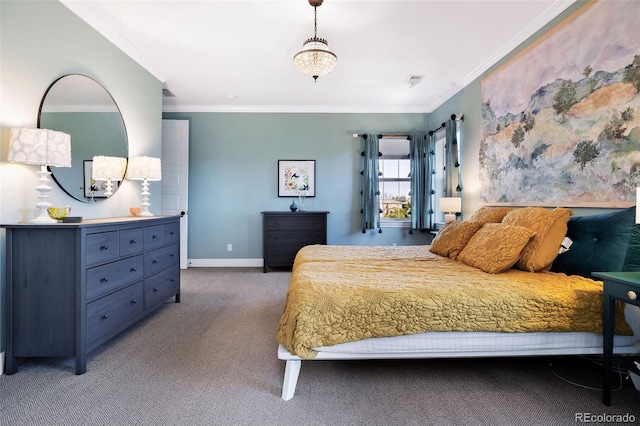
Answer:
xmin=277 ymin=245 xmax=632 ymax=359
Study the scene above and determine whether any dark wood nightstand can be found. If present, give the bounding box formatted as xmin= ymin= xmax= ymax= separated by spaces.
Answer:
xmin=592 ymin=272 xmax=640 ymax=406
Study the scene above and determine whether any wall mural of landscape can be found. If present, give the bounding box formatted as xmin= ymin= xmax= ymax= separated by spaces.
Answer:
xmin=480 ymin=0 xmax=640 ymax=207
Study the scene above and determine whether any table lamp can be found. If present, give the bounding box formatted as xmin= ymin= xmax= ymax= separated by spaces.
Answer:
xmin=8 ymin=127 xmax=72 ymax=223
xmin=92 ymin=155 xmax=127 ymax=197
xmin=127 ymin=156 xmax=162 ymax=216
xmin=440 ymin=197 xmax=462 ymax=223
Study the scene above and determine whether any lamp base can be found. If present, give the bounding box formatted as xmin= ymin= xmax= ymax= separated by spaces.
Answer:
xmin=138 ymin=179 xmax=154 ymax=217
xmin=31 ymin=165 xmax=57 ymax=224
xmin=444 ymin=213 xmax=456 ymax=223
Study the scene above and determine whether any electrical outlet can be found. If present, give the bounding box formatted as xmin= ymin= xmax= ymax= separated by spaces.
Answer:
xmin=227 ymin=244 xmax=232 ymax=252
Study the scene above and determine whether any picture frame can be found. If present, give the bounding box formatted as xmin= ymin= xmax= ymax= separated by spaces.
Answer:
xmin=278 ymin=160 xmax=315 ymax=197
xmin=83 ymin=160 xmax=115 ymax=198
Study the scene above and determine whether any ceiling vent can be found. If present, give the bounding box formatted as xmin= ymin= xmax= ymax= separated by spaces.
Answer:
xmin=406 ymin=75 xmax=424 ymax=88
xmin=162 ymin=83 xmax=176 ymax=98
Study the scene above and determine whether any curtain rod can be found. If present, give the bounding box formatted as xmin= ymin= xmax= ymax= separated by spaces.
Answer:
xmin=353 ymin=113 xmax=464 ymax=138
xmin=352 ymin=133 xmax=409 ymax=139
xmin=429 ymin=114 xmax=464 ymax=135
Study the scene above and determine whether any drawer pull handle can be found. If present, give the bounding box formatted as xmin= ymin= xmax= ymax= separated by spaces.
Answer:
xmin=102 ymin=314 xmax=109 ymax=320
xmin=152 ymin=259 xmax=159 ymax=264
xmin=170 ymin=231 xmax=175 ymax=235
xmin=100 ymin=277 xmax=109 ymax=283
xmin=152 ymin=235 xmax=159 ymax=239
xmin=131 ymin=299 xmax=138 ymax=304
xmin=100 ymin=245 xmax=109 ymax=250
xmin=130 ymin=267 xmax=137 ymax=272
xmin=153 ymin=288 xmax=159 ymax=292
xmin=171 ymin=278 xmax=176 ymax=282
xmin=170 ymin=253 xmax=175 ymax=257
xmin=628 ymin=291 xmax=638 ymax=300
xmin=130 ymin=239 xmax=137 ymax=244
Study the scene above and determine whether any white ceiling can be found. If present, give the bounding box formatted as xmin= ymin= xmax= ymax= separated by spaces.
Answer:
xmin=61 ymin=0 xmax=578 ymax=113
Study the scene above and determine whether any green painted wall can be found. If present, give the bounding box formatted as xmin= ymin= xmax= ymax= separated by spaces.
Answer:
xmin=162 ymin=112 xmax=433 ymax=260
xmin=0 ymin=0 xmax=162 ymax=363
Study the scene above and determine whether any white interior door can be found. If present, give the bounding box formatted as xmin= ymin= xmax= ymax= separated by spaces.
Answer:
xmin=161 ymin=119 xmax=189 ymax=269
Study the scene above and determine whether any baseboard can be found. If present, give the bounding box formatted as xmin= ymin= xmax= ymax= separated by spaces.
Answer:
xmin=188 ymin=258 xmax=263 ymax=268
xmin=0 ymin=351 xmax=4 ymax=376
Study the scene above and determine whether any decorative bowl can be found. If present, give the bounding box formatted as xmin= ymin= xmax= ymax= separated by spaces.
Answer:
xmin=130 ymin=207 xmax=141 ymax=217
xmin=48 ymin=206 xmax=71 ymax=220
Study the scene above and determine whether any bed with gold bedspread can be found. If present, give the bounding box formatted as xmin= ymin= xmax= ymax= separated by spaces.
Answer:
xmin=276 ymin=207 xmax=640 ymax=400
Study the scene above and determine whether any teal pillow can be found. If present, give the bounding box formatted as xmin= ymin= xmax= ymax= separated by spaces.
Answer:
xmin=550 ymin=207 xmax=640 ymax=278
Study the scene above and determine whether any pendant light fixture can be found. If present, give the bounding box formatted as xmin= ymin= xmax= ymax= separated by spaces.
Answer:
xmin=293 ymin=0 xmax=337 ymax=82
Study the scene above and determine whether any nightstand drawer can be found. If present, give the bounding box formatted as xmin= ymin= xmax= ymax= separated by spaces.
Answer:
xmin=605 ymin=281 xmax=639 ymax=302
xmin=266 ymin=230 xmax=325 ymax=245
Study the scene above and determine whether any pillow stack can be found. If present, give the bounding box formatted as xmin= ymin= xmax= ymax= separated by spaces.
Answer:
xmin=429 ymin=206 xmax=572 ymax=274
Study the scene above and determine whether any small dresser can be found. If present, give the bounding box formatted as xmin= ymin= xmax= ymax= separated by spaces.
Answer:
xmin=2 ymin=215 xmax=181 ymax=374
xmin=262 ymin=211 xmax=329 ymax=272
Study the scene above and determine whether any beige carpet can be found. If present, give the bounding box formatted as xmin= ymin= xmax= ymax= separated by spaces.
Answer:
xmin=0 ymin=267 xmax=638 ymax=426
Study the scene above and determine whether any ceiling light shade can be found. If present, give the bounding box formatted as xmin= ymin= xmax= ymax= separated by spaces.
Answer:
xmin=294 ymin=0 xmax=337 ymax=82
xmin=8 ymin=128 xmax=72 ymax=223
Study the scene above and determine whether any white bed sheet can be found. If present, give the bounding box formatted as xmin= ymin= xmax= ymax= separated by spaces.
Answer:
xmin=314 ymin=304 xmax=640 ymax=355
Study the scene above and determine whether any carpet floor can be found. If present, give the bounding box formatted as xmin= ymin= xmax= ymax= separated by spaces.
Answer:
xmin=0 ymin=267 xmax=638 ymax=426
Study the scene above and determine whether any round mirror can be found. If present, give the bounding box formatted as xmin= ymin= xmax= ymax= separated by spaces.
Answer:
xmin=38 ymin=74 xmax=128 ymax=202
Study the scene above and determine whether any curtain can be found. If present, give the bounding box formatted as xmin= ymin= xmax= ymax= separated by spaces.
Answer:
xmin=361 ymin=134 xmax=381 ymax=232
xmin=409 ymin=132 xmax=434 ymax=231
xmin=444 ymin=119 xmax=460 ymax=196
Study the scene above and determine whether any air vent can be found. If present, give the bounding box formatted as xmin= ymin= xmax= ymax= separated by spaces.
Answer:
xmin=406 ymin=75 xmax=424 ymax=88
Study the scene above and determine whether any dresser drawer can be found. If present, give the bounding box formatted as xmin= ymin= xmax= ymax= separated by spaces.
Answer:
xmin=119 ymin=228 xmax=144 ymax=257
xmin=86 ymin=255 xmax=144 ymax=301
xmin=266 ymin=230 xmax=326 ymax=245
xmin=86 ymin=231 xmax=119 ymax=265
xmin=264 ymin=245 xmax=302 ymax=266
xmin=144 ymin=225 xmax=164 ymax=249
xmin=145 ymin=266 xmax=180 ymax=309
xmin=86 ymin=282 xmax=144 ymax=345
xmin=264 ymin=215 xmax=325 ymax=232
xmin=164 ymin=222 xmax=180 ymax=244
xmin=144 ymin=243 xmax=179 ymax=276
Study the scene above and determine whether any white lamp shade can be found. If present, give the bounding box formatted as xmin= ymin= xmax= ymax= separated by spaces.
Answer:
xmin=127 ymin=156 xmax=162 ymax=181
xmin=8 ymin=127 xmax=71 ymax=167
xmin=440 ymin=197 xmax=462 ymax=213
xmin=92 ymin=156 xmax=127 ymax=181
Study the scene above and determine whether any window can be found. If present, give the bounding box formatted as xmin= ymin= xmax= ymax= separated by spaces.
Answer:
xmin=379 ymin=137 xmax=410 ymax=227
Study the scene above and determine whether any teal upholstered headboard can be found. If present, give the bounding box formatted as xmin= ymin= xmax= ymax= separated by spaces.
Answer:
xmin=550 ymin=207 xmax=640 ymax=278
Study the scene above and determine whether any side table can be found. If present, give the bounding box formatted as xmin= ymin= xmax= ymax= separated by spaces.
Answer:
xmin=592 ymin=271 xmax=640 ymax=406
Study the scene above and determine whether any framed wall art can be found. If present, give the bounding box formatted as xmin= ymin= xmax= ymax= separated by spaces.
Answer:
xmin=278 ymin=160 xmax=315 ymax=197
xmin=479 ymin=0 xmax=640 ymax=207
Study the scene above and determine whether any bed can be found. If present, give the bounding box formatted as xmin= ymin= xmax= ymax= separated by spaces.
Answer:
xmin=276 ymin=206 xmax=640 ymax=400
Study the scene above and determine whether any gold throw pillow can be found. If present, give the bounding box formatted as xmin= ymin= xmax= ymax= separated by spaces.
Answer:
xmin=502 ymin=207 xmax=572 ymax=272
xmin=429 ymin=221 xmax=483 ymax=259
xmin=458 ymin=223 xmax=536 ymax=274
